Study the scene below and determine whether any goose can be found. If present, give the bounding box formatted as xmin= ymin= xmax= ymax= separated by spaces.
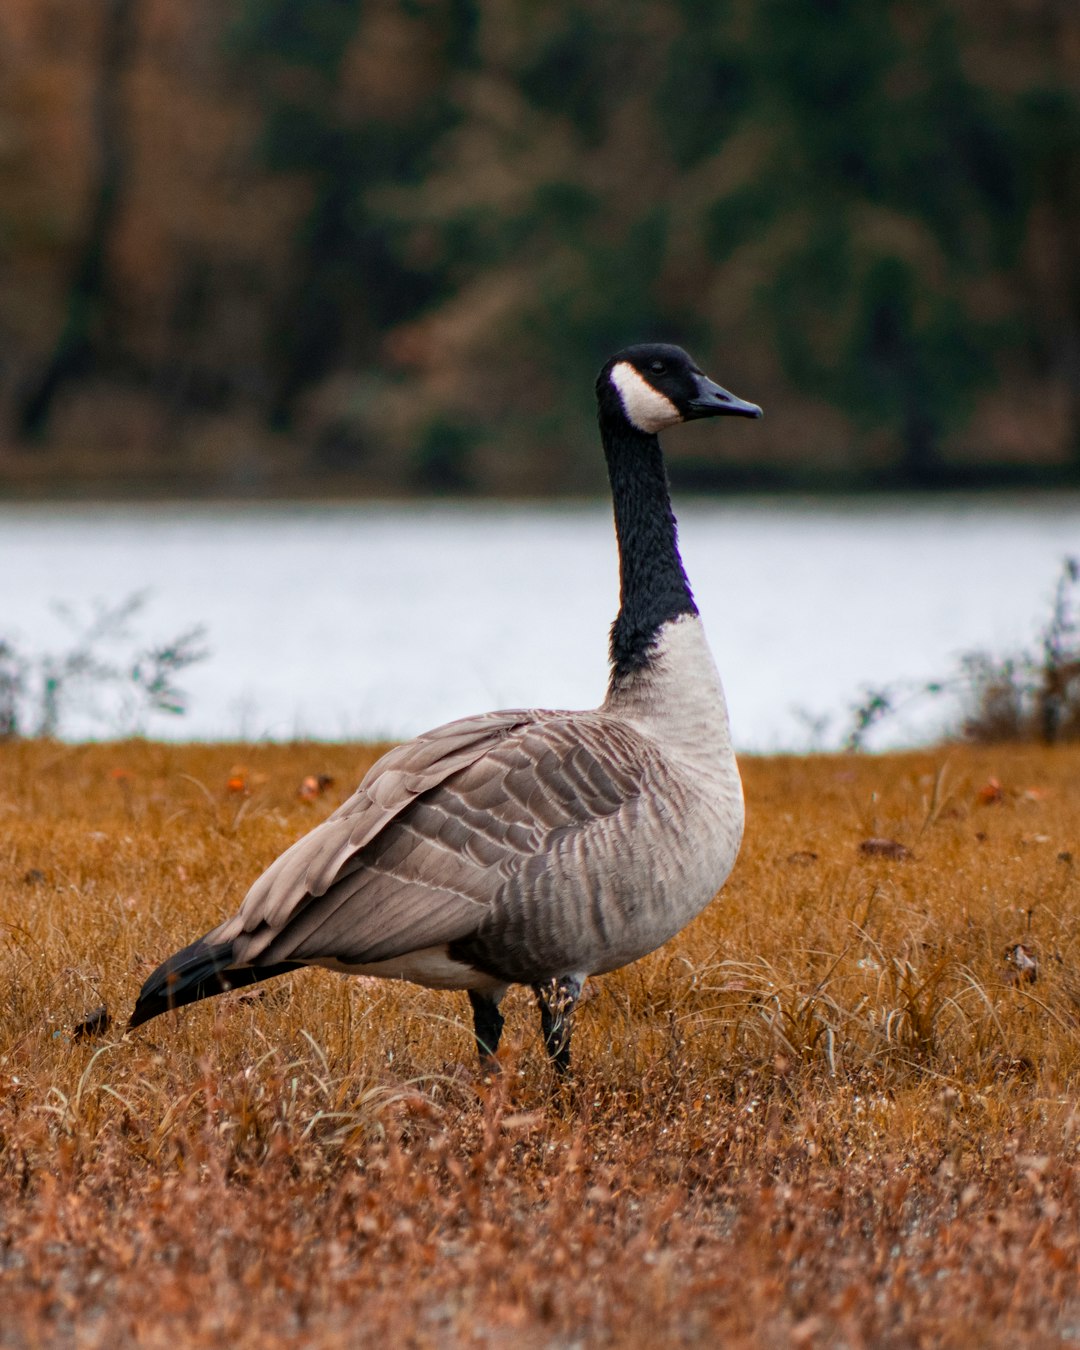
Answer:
xmin=129 ymin=345 xmax=762 ymax=1074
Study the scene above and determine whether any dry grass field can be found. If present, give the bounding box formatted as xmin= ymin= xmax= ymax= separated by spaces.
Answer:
xmin=2 ymin=738 xmax=1079 ymax=1347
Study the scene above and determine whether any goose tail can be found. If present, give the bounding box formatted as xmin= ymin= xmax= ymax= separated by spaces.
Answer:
xmin=128 ymin=936 xmax=299 ymax=1029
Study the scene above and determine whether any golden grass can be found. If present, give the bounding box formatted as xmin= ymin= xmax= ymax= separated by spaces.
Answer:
xmin=2 ymin=739 xmax=1079 ymax=1347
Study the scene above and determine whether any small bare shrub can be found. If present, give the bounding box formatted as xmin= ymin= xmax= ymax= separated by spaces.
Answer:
xmin=0 ymin=591 xmax=208 ymax=739
xmin=845 ymin=556 xmax=1080 ymax=748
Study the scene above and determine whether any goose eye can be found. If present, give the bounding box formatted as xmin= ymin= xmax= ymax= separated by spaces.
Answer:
xmin=649 ymin=360 xmax=666 ymax=375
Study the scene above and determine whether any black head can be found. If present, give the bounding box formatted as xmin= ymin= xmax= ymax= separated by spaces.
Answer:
xmin=597 ymin=343 xmax=762 ymax=434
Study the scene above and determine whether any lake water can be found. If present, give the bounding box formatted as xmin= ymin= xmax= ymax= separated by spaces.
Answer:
xmin=1 ymin=497 xmax=1077 ymax=749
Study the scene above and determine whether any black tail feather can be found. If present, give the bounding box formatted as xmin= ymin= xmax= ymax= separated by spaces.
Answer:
xmin=128 ymin=936 xmax=300 ymax=1030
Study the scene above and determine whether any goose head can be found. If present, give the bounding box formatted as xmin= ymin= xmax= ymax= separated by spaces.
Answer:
xmin=597 ymin=343 xmax=762 ymax=435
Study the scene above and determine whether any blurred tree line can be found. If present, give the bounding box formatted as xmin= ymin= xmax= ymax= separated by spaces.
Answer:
xmin=1 ymin=0 xmax=1077 ymax=495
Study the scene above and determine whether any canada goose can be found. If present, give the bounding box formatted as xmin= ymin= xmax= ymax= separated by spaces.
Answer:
xmin=129 ymin=345 xmax=762 ymax=1074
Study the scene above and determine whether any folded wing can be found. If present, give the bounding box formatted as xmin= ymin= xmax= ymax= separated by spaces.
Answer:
xmin=211 ymin=708 xmax=654 ymax=977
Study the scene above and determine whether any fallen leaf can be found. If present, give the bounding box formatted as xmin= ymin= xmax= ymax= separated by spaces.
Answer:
xmin=501 ymin=1111 xmax=546 ymax=1132
xmin=859 ymin=838 xmax=913 ymax=860
xmin=229 ymin=986 xmax=270 ymax=1004
xmin=991 ymin=1052 xmax=1035 ymax=1077
xmin=976 ymin=778 xmax=1004 ymax=805
xmin=1004 ymin=943 xmax=1038 ymax=986
xmin=298 ymin=773 xmax=335 ymax=803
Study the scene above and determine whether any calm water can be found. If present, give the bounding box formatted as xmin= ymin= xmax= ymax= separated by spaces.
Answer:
xmin=1 ymin=497 xmax=1077 ymax=749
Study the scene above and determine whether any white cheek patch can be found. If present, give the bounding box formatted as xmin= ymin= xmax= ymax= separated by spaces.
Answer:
xmin=609 ymin=361 xmax=682 ymax=433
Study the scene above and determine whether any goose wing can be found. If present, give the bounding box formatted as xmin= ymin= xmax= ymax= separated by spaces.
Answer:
xmin=212 ymin=708 xmax=653 ymax=973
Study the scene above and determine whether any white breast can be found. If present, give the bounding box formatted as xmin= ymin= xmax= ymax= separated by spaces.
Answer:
xmin=606 ymin=613 xmax=736 ymax=774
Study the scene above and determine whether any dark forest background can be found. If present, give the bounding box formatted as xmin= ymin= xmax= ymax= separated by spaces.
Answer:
xmin=2 ymin=0 xmax=1078 ymax=497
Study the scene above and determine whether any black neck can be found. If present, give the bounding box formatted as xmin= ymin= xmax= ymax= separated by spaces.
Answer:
xmin=601 ymin=409 xmax=697 ymax=680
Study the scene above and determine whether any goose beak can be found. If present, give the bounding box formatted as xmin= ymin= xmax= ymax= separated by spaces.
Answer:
xmin=685 ymin=375 xmax=762 ymax=420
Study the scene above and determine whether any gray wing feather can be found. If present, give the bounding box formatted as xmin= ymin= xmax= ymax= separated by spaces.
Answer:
xmin=211 ymin=708 xmax=656 ymax=972
xmin=213 ymin=709 xmax=535 ymax=945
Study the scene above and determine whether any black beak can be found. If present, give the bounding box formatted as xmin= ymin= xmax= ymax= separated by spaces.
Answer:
xmin=685 ymin=374 xmax=762 ymax=420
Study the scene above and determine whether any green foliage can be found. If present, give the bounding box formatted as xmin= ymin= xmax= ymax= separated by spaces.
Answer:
xmin=231 ymin=0 xmax=473 ymax=419
xmin=412 ymin=417 xmax=478 ymax=491
xmin=517 ymin=9 xmax=607 ymax=139
xmin=740 ymin=0 xmax=1028 ymax=475
xmin=3 ymin=0 xmax=1078 ymax=490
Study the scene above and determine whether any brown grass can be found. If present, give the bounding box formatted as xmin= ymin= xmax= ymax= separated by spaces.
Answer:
xmin=2 ymin=739 xmax=1080 ymax=1347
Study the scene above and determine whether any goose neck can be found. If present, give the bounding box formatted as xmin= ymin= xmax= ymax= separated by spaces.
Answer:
xmin=602 ymin=414 xmax=697 ymax=681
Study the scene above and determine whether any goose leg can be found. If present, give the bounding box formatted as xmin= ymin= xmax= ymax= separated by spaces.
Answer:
xmin=533 ymin=974 xmax=583 ymax=1076
xmin=468 ymin=990 xmax=505 ymax=1072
